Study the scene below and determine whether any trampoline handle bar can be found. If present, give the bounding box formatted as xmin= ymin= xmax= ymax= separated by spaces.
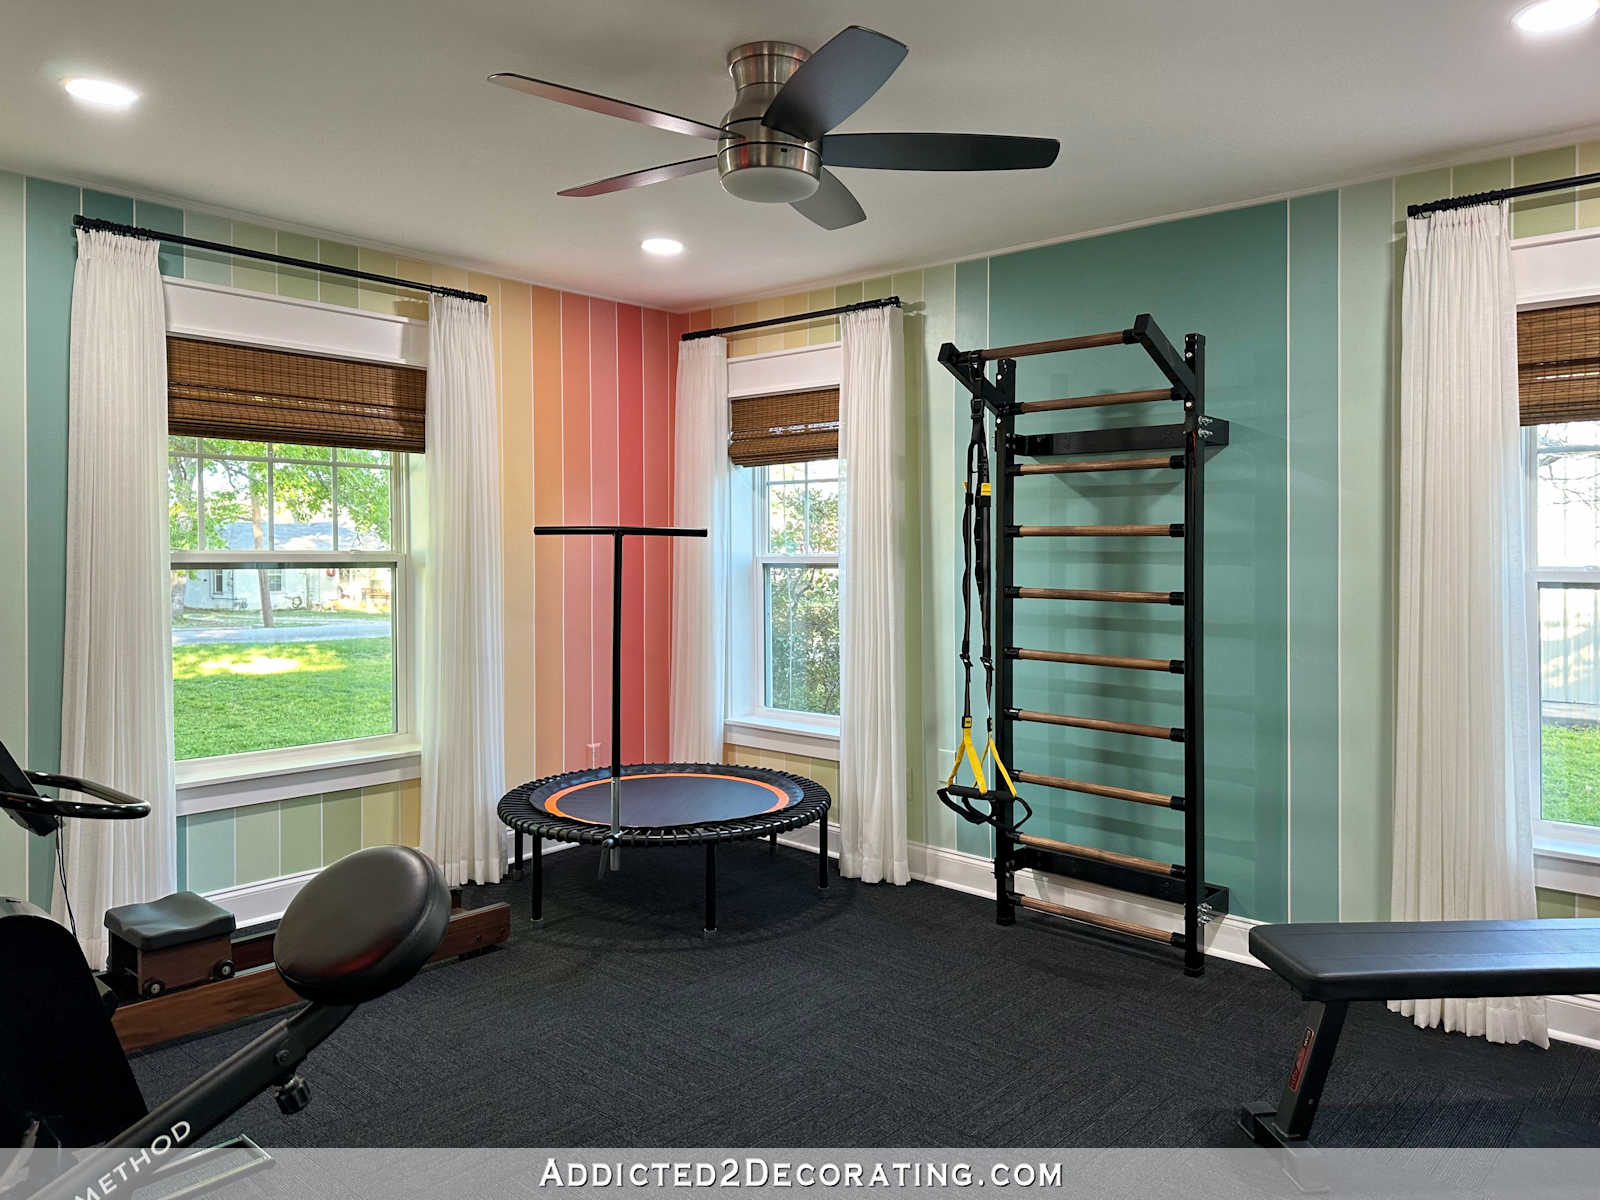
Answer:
xmin=534 ymin=525 xmax=707 ymax=538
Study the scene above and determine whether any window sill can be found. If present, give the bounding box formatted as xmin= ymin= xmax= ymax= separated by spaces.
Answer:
xmin=176 ymin=737 xmax=421 ymax=817
xmin=724 ymin=715 xmax=840 ymax=762
xmin=1534 ymin=839 xmax=1600 ymax=898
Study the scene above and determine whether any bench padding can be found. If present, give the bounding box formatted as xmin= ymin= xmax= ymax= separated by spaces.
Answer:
xmin=1249 ymin=918 xmax=1600 ymax=1002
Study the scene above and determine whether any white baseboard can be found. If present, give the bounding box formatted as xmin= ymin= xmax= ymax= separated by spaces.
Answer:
xmin=778 ymin=825 xmax=1600 ymax=1049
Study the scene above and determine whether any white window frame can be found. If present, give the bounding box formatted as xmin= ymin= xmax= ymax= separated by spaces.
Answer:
xmin=750 ymin=460 xmax=841 ymax=728
xmin=1523 ymin=430 xmax=1600 ymax=859
xmin=161 ymin=277 xmax=429 ymax=810
xmin=1514 ymin=225 xmax=1600 ymax=888
xmin=170 ymin=443 xmax=417 ymax=803
xmin=723 ymin=342 xmax=843 ymax=759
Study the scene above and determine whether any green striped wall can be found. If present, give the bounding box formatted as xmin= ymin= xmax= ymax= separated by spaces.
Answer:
xmin=709 ymin=137 xmax=1600 ymax=923
xmin=179 ymin=778 xmax=421 ymax=894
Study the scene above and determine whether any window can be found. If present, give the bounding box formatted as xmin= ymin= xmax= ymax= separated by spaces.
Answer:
xmin=754 ymin=458 xmax=841 ymax=719
xmin=1529 ymin=421 xmax=1600 ymax=845
xmin=168 ymin=437 xmax=409 ymax=763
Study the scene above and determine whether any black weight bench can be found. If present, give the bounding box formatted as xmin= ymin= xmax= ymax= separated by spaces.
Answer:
xmin=1240 ymin=918 xmax=1600 ymax=1148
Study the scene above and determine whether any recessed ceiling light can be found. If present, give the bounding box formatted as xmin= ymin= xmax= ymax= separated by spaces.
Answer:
xmin=63 ymin=77 xmax=140 ymax=109
xmin=641 ymin=237 xmax=684 ymax=257
xmin=1513 ymin=0 xmax=1598 ymax=34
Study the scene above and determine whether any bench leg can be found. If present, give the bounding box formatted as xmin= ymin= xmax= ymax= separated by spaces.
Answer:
xmin=1239 ymin=999 xmax=1349 ymax=1149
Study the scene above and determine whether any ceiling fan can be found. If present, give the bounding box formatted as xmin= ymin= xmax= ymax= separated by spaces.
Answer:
xmin=489 ymin=26 xmax=1060 ymax=230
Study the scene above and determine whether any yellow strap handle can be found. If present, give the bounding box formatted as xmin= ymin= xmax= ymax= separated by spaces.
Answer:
xmin=945 ymin=718 xmax=988 ymax=794
xmin=983 ymin=735 xmax=1017 ymax=798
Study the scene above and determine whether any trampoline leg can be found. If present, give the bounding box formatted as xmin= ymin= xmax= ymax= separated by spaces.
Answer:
xmin=769 ymin=831 xmax=777 ymax=857
xmin=704 ymin=843 xmax=717 ymax=936
xmin=818 ymin=819 xmax=829 ymax=889
xmin=530 ymin=835 xmax=543 ymax=924
xmin=513 ymin=831 xmax=525 ymax=877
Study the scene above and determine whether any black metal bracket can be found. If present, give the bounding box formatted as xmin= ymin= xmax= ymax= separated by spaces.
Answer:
xmin=938 ymin=342 xmax=1013 ymax=414
xmin=1130 ymin=313 xmax=1198 ymax=400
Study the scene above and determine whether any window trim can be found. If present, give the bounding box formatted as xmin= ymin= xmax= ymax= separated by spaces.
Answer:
xmin=749 ymin=461 xmax=841 ymax=731
xmin=1514 ymin=232 xmax=1600 ymax=888
xmin=723 ymin=344 xmax=844 ymax=753
xmin=1525 ymin=429 xmax=1600 ymax=857
xmin=170 ymin=445 xmax=416 ymax=790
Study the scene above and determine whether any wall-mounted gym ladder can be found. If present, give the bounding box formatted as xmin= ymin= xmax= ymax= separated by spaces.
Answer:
xmin=937 ymin=314 xmax=1229 ymax=976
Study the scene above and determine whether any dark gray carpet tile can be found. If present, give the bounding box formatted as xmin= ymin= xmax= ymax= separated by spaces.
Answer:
xmin=131 ymin=841 xmax=1600 ymax=1147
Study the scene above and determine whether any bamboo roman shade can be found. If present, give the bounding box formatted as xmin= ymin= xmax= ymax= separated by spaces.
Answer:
xmin=727 ymin=387 xmax=840 ymax=467
xmin=167 ymin=337 xmax=427 ymax=452
xmin=1519 ymin=301 xmax=1600 ymax=427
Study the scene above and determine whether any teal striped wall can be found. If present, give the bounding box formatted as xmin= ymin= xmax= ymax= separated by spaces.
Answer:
xmin=988 ymin=202 xmax=1292 ymax=920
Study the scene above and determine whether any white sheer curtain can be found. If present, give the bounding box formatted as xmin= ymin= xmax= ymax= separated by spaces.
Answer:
xmin=669 ymin=337 xmax=730 ymax=762
xmin=420 ymin=295 xmax=506 ymax=886
xmin=1391 ymin=203 xmax=1546 ymax=1046
xmin=57 ymin=229 xmax=176 ymax=967
xmin=838 ymin=306 xmax=909 ymax=885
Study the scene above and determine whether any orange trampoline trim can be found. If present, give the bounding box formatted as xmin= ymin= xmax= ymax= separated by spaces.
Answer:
xmin=543 ymin=771 xmax=794 ymax=825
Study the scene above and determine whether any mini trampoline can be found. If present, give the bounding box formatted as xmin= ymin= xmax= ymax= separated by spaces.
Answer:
xmin=498 ymin=525 xmax=832 ymax=934
xmin=500 ymin=761 xmax=831 ymax=932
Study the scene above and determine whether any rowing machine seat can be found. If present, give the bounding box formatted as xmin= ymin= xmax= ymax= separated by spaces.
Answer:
xmin=274 ymin=846 xmax=449 ymax=1006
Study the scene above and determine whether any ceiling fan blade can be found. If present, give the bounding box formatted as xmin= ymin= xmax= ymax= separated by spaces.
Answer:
xmin=558 ymin=156 xmax=719 ymax=198
xmin=791 ymin=169 xmax=866 ymax=230
xmin=761 ymin=27 xmax=908 ymax=142
xmin=489 ymin=72 xmax=729 ymax=141
xmin=822 ymin=132 xmax=1060 ymax=172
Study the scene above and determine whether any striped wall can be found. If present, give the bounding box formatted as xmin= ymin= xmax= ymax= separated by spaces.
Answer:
xmin=698 ymin=138 xmax=1600 ymax=923
xmin=0 ymin=170 xmax=681 ymax=906
xmin=724 ymin=743 xmax=841 ymax=827
xmin=179 ymin=780 xmax=421 ymax=894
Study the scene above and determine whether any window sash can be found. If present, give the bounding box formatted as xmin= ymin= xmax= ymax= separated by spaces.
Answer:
xmin=168 ymin=443 xmax=415 ymax=767
xmin=172 ymin=446 xmax=394 ymax=555
xmin=1525 ymin=428 xmax=1600 ymax=848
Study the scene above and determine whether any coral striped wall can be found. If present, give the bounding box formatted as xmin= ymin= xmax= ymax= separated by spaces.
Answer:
xmin=503 ymin=288 xmax=689 ymax=788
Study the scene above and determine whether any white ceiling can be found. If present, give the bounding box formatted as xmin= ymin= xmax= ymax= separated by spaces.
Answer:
xmin=5 ymin=0 xmax=1599 ymax=310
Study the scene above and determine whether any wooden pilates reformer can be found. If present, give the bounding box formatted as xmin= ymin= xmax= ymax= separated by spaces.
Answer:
xmin=936 ymin=313 xmax=1229 ymax=976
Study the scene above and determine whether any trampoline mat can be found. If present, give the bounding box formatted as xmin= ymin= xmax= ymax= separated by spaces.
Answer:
xmin=540 ymin=771 xmax=801 ymax=827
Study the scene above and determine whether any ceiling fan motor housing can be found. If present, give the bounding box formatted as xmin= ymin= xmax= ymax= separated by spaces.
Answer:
xmin=718 ymin=41 xmax=821 ymax=203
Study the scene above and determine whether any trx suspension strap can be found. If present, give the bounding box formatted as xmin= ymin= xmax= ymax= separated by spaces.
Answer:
xmin=938 ymin=390 xmax=1025 ymax=832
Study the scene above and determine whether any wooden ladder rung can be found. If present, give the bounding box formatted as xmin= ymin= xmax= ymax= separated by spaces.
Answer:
xmin=1010 ymin=523 xmax=1183 ymax=538
xmin=1010 ymin=587 xmax=1182 ymax=605
xmin=1013 ymin=455 xmax=1182 ymax=475
xmin=1015 ymin=387 xmax=1176 ymax=414
xmin=1014 ymin=894 xmax=1179 ymax=945
xmin=1012 ymin=769 xmax=1181 ymax=810
xmin=979 ymin=329 xmax=1128 ymax=361
xmin=1016 ymin=833 xmax=1179 ymax=877
xmin=1012 ymin=708 xmax=1183 ymax=742
xmin=1010 ymin=647 xmax=1182 ymax=673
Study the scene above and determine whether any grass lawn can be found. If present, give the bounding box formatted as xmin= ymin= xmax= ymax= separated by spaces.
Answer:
xmin=173 ymin=637 xmax=394 ymax=760
xmin=1541 ymin=723 xmax=1600 ymax=829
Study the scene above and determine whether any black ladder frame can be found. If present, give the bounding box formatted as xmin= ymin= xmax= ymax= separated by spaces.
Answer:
xmin=937 ymin=313 xmax=1230 ymax=975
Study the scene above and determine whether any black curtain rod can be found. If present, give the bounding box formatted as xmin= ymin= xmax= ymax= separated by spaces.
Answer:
xmin=1407 ymin=170 xmax=1600 ymax=218
xmin=71 ymin=215 xmax=489 ymax=303
xmin=681 ymin=295 xmax=901 ymax=341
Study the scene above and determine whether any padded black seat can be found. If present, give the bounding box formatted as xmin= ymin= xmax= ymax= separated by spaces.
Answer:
xmin=104 ymin=890 xmax=235 ymax=950
xmin=1251 ymin=918 xmax=1600 ymax=1002
xmin=274 ymin=846 xmax=450 ymax=1006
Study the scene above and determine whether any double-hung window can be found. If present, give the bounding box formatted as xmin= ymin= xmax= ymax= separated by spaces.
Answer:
xmin=756 ymin=458 xmax=841 ymax=719
xmin=165 ymin=337 xmax=423 ymax=769
xmin=726 ymin=381 xmax=843 ymax=740
xmin=1522 ymin=301 xmax=1600 ymax=852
